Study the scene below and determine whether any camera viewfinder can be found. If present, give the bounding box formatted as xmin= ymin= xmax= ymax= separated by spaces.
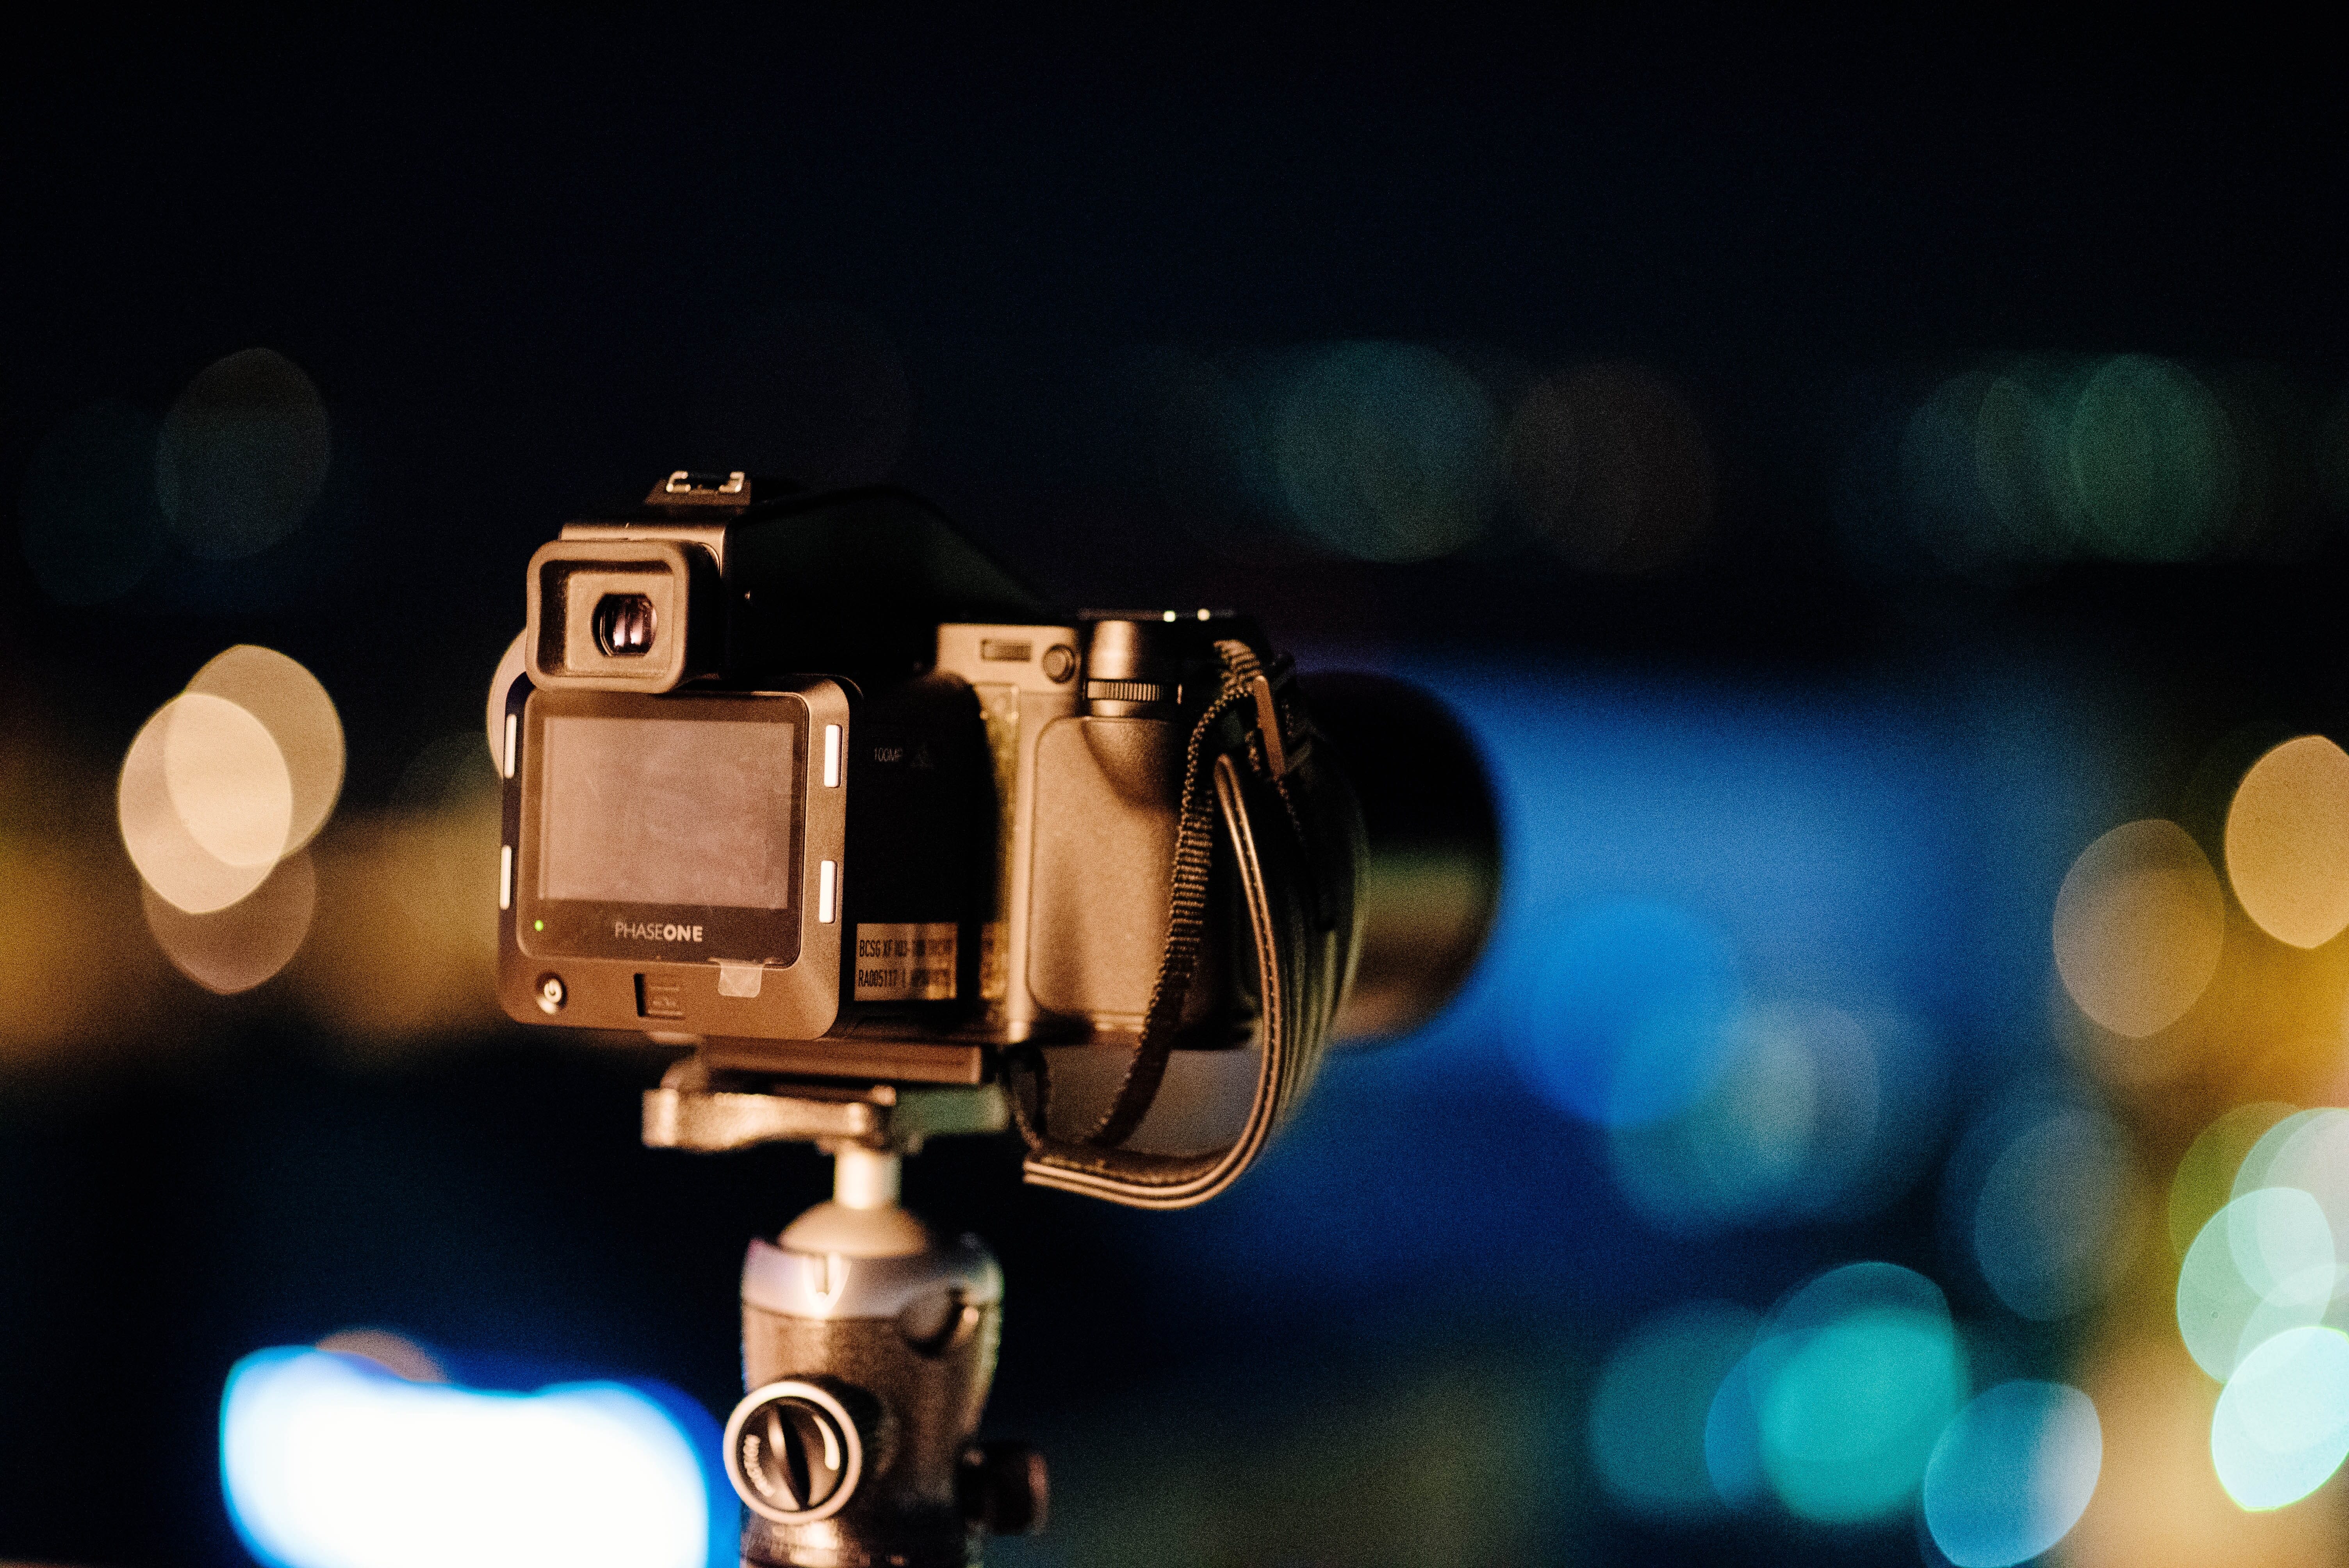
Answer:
xmin=593 ymin=593 xmax=656 ymax=657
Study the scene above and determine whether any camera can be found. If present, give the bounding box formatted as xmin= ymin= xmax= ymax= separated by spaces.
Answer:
xmin=495 ymin=471 xmax=1499 ymax=1205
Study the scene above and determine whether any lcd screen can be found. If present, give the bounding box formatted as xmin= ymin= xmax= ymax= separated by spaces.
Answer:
xmin=538 ymin=715 xmax=797 ymax=908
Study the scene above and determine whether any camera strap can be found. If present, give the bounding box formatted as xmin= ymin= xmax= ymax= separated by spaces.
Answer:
xmin=1008 ymin=639 xmax=1360 ymax=1209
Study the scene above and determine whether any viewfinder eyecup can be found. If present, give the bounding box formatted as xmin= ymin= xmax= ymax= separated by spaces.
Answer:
xmin=524 ymin=537 xmax=714 ymax=692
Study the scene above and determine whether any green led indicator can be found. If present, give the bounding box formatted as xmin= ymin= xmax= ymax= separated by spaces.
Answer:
xmin=534 ymin=920 xmax=544 ymax=931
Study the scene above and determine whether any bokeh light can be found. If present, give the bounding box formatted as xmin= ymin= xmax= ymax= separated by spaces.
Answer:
xmin=2224 ymin=735 xmax=2349 ymax=949
xmin=1866 ymin=353 xmax=2258 ymax=576
xmin=2052 ymin=818 xmax=2226 ymax=1038
xmin=1506 ymin=363 xmax=1714 ymax=572
xmin=1762 ymin=1310 xmax=1962 ymax=1521
xmin=289 ymin=732 xmax=504 ymax=1047
xmin=1973 ymin=358 xmax=2088 ymax=562
xmin=2232 ymin=1109 xmax=2334 ymax=1204
xmin=2211 ymin=1325 xmax=2349 ymax=1510
xmin=1608 ymin=1001 xmax=1905 ymax=1234
xmin=1968 ymin=1103 xmax=2136 ymax=1320
xmin=1506 ymin=900 xmax=1738 ymax=1127
xmin=2068 ymin=355 xmax=2235 ymax=562
xmin=116 ymin=648 xmax=345 ymax=935
xmin=2176 ymin=1188 xmax=2333 ymax=1381
xmin=2245 ymin=1108 xmax=2349 ymax=1247
xmin=2065 ymin=1331 xmax=2344 ymax=1567
xmin=1902 ymin=371 xmax=2004 ymax=573
xmin=2171 ymin=1102 xmax=2297 ymax=1258
xmin=1587 ymin=1302 xmax=1760 ymax=1519
xmin=143 ymin=851 xmax=317 ymax=994
xmin=1706 ymin=1262 xmax=1964 ymax=1523
xmin=17 ymin=399 xmax=167 ymax=605
xmin=157 ymin=347 xmax=331 ymax=560
xmin=1271 ymin=340 xmax=1499 ymax=561
xmin=188 ymin=645 xmax=346 ymax=854
xmin=313 ymin=1328 xmax=447 ymax=1384
xmin=220 ymin=1347 xmax=713 ymax=1568
xmin=1920 ymin=1380 xmax=2101 ymax=1568
xmin=118 ymin=693 xmax=294 ymax=914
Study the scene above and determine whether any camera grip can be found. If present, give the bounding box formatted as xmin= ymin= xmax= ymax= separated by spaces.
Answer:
xmin=1011 ymin=640 xmax=1362 ymax=1208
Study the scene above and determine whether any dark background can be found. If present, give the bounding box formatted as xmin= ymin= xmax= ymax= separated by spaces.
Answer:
xmin=4 ymin=14 xmax=2347 ymax=1566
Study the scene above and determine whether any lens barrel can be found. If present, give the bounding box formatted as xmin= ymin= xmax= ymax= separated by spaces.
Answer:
xmin=1302 ymin=673 xmax=1501 ymax=1043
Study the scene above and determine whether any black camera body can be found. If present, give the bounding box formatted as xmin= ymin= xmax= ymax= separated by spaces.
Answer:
xmin=497 ymin=473 xmax=1498 ymax=1202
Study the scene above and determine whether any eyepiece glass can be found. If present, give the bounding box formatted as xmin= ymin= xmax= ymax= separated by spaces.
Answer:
xmin=593 ymin=593 xmax=657 ymax=657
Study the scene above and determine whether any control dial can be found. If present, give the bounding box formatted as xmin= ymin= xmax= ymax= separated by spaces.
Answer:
xmin=723 ymin=1380 xmax=864 ymax=1525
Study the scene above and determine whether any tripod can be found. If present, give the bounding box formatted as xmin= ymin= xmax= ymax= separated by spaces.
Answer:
xmin=645 ymin=1058 xmax=1046 ymax=1568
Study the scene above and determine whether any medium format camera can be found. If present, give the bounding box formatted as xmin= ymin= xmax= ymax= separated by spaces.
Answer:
xmin=495 ymin=472 xmax=1498 ymax=1205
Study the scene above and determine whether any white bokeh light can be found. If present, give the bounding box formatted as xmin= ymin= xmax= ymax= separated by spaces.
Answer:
xmin=118 ymin=693 xmax=292 ymax=913
xmin=221 ymin=1348 xmax=711 ymax=1568
xmin=2211 ymin=1325 xmax=2349 ymax=1511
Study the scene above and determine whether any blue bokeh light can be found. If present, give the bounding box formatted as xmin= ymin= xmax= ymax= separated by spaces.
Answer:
xmin=1966 ymin=1104 xmax=2134 ymax=1320
xmin=1921 ymin=1380 xmax=2102 ymax=1567
xmin=1608 ymin=1001 xmax=1943 ymax=1234
xmin=1141 ymin=659 xmax=2094 ymax=1313
xmin=1504 ymin=899 xmax=1739 ymax=1128
xmin=221 ymin=1347 xmax=723 ymax=1568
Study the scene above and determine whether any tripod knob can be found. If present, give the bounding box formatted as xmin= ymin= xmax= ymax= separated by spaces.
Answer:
xmin=959 ymin=1439 xmax=1048 ymax=1536
xmin=724 ymin=1380 xmax=865 ymax=1525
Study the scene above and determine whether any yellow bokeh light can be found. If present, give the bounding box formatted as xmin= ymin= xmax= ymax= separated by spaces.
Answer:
xmin=287 ymin=739 xmax=503 ymax=1051
xmin=2053 ymin=820 xmax=2226 ymax=1038
xmin=142 ymin=851 xmax=317 ymax=995
xmin=187 ymin=645 xmax=345 ymax=854
xmin=118 ymin=693 xmax=292 ymax=913
xmin=2226 ymin=735 xmax=2349 ymax=949
xmin=2064 ymin=1331 xmax=2346 ymax=1566
xmin=2 ymin=732 xmax=179 ymax=1067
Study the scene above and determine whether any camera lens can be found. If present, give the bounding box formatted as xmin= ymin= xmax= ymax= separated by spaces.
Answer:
xmin=1300 ymin=672 xmax=1500 ymax=1045
xmin=593 ymin=593 xmax=656 ymax=657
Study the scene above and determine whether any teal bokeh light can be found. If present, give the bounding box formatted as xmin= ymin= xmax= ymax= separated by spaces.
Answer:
xmin=157 ymin=347 xmax=332 ymax=562
xmin=1705 ymin=1262 xmax=1964 ymax=1523
xmin=1921 ymin=1381 xmax=2102 ymax=1567
xmin=1271 ymin=340 xmax=1499 ymax=561
xmin=2068 ymin=354 xmax=2234 ymax=561
xmin=1901 ymin=371 xmax=2003 ymax=572
xmin=1974 ymin=359 xmax=2089 ymax=559
xmin=2212 ymin=1325 xmax=2349 ymax=1511
xmin=1588 ymin=1302 xmax=1761 ymax=1519
xmin=1759 ymin=1308 xmax=1962 ymax=1522
xmin=1505 ymin=900 xmax=1739 ymax=1128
